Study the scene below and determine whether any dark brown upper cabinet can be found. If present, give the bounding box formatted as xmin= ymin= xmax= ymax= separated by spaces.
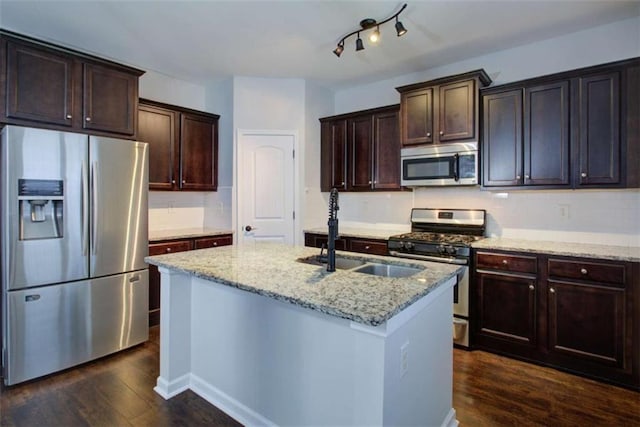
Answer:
xmin=0 ymin=31 xmax=143 ymax=138
xmin=320 ymin=105 xmax=401 ymax=192
xmin=396 ymin=70 xmax=491 ymax=147
xmin=481 ymin=57 xmax=640 ymax=190
xmin=483 ymin=80 xmax=570 ymax=188
xmin=138 ymin=99 xmax=219 ymax=191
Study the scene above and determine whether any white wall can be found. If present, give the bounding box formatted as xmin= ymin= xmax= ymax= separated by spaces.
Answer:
xmin=329 ymin=16 xmax=640 ymax=246
xmin=141 ymin=71 xmax=231 ymax=232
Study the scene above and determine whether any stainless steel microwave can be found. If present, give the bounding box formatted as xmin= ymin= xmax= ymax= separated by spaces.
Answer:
xmin=401 ymin=142 xmax=478 ymax=187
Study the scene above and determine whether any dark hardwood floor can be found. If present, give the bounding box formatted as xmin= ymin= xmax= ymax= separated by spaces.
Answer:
xmin=1 ymin=326 xmax=638 ymax=426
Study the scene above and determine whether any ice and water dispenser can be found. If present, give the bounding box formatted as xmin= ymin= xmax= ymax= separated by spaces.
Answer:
xmin=18 ymin=179 xmax=64 ymax=240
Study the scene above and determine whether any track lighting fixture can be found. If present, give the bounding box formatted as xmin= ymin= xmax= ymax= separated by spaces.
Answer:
xmin=332 ymin=3 xmax=408 ymax=57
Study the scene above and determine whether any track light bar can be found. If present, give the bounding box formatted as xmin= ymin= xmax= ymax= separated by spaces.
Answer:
xmin=333 ymin=3 xmax=408 ymax=57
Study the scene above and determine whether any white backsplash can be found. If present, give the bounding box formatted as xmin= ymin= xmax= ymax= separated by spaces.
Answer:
xmin=149 ymin=190 xmax=232 ymax=232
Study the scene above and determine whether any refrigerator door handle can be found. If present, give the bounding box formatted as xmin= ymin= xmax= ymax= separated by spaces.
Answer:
xmin=81 ymin=163 xmax=89 ymax=255
xmin=90 ymin=161 xmax=98 ymax=255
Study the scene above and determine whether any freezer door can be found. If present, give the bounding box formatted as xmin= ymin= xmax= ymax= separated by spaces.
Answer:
xmin=4 ymin=270 xmax=149 ymax=385
xmin=89 ymin=136 xmax=148 ymax=278
xmin=1 ymin=126 xmax=88 ymax=290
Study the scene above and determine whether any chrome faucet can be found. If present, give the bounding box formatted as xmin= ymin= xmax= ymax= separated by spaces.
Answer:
xmin=327 ymin=188 xmax=339 ymax=272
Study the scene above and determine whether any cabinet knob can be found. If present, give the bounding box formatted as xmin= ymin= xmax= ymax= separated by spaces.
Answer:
xmin=182 ymin=180 xmax=186 ymax=184
xmin=525 ymin=175 xmax=530 ymax=179
xmin=516 ymin=175 xmax=521 ymax=180
xmin=213 ymin=242 xmax=218 ymax=246
xmin=502 ymin=259 xmax=508 ymax=265
xmin=529 ymin=284 xmax=535 ymax=290
xmin=365 ymin=246 xmax=370 ymax=250
xmin=171 ymin=180 xmax=176 ymax=184
xmin=368 ymin=180 xmax=372 ymax=184
xmin=549 ymin=288 xmax=556 ymax=294
xmin=66 ymin=114 xmax=72 ymax=119
xmin=439 ymin=131 xmax=444 ymax=135
xmin=580 ymin=268 xmax=588 ymax=275
xmin=85 ymin=117 xmax=91 ymax=122
xmin=166 ymin=248 xmax=172 ymax=253
xmin=341 ymin=181 xmax=345 ymax=186
xmin=427 ymin=132 xmax=431 ymax=137
xmin=581 ymin=172 xmax=587 ymax=178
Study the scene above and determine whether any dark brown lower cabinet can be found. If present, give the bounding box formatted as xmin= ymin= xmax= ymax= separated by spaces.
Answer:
xmin=148 ymin=234 xmax=232 ymax=326
xmin=472 ymin=249 xmax=639 ymax=390
xmin=304 ymin=232 xmax=387 ymax=256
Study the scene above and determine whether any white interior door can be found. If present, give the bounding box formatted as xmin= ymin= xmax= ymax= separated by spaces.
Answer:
xmin=237 ymin=131 xmax=295 ymax=244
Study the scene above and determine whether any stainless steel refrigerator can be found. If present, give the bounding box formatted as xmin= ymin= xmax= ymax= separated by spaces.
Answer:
xmin=1 ymin=125 xmax=149 ymax=385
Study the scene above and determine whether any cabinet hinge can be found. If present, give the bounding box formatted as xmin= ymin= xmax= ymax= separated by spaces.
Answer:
xmin=293 ymin=211 xmax=296 ymax=220
xmin=292 ymin=149 xmax=295 ymax=159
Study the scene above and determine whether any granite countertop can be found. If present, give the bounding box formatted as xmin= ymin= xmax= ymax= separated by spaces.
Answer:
xmin=145 ymin=243 xmax=461 ymax=326
xmin=149 ymin=228 xmax=233 ymax=242
xmin=304 ymin=225 xmax=409 ymax=240
xmin=472 ymin=237 xmax=640 ymax=263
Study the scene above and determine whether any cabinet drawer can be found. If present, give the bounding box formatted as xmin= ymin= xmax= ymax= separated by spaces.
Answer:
xmin=149 ymin=240 xmax=192 ymax=255
xmin=194 ymin=235 xmax=233 ymax=249
xmin=548 ymin=259 xmax=625 ymax=286
xmin=349 ymin=239 xmax=388 ymax=256
xmin=476 ymin=252 xmax=537 ymax=274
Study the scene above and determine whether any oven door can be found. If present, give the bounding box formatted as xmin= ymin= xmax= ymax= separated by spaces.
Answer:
xmin=400 ymin=143 xmax=478 ymax=186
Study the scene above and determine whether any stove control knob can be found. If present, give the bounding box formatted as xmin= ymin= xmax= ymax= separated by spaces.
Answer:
xmin=445 ymin=246 xmax=457 ymax=255
xmin=404 ymin=241 xmax=414 ymax=251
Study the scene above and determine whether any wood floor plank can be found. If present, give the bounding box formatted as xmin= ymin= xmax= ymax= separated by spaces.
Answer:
xmin=2 ymin=326 xmax=638 ymax=426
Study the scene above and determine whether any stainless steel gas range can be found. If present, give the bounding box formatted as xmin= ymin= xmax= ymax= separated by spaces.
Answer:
xmin=388 ymin=208 xmax=486 ymax=348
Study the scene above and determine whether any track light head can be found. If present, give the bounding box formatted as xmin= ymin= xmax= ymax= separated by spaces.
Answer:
xmin=395 ymin=19 xmax=407 ymax=37
xmin=369 ymin=26 xmax=380 ymax=43
xmin=333 ymin=43 xmax=344 ymax=57
xmin=356 ymin=33 xmax=364 ymax=51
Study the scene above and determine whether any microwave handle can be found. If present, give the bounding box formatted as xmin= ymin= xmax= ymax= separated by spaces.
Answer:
xmin=453 ymin=153 xmax=459 ymax=181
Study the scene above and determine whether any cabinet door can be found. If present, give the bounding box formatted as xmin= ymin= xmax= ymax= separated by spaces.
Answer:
xmin=83 ymin=63 xmax=138 ymax=135
xmin=576 ymin=72 xmax=621 ymax=186
xmin=320 ymin=120 xmax=347 ymax=191
xmin=373 ymin=109 xmax=401 ymax=190
xmin=524 ymin=81 xmax=570 ymax=186
xmin=180 ymin=112 xmax=218 ymax=191
xmin=5 ymin=40 xmax=74 ymax=126
xmin=138 ymin=103 xmax=179 ymax=190
xmin=439 ymin=79 xmax=475 ymax=142
xmin=401 ymin=88 xmax=433 ymax=145
xmin=547 ymin=280 xmax=625 ymax=368
xmin=475 ymin=271 xmax=537 ymax=348
xmin=348 ymin=115 xmax=374 ymax=190
xmin=482 ymin=89 xmax=523 ymax=186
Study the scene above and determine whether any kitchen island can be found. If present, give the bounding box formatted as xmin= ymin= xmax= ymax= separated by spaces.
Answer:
xmin=146 ymin=243 xmax=461 ymax=426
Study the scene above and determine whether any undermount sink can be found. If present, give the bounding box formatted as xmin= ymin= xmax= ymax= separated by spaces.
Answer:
xmin=297 ymin=255 xmax=366 ymax=270
xmin=351 ymin=263 xmax=422 ymax=278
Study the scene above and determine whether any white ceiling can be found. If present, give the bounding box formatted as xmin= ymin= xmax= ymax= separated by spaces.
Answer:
xmin=1 ymin=1 xmax=639 ymax=90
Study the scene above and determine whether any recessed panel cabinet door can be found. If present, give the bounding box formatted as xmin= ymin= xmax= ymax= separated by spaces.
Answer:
xmin=180 ymin=112 xmax=217 ymax=191
xmin=138 ymin=104 xmax=178 ymax=190
xmin=439 ymin=79 xmax=475 ymax=142
xmin=320 ymin=120 xmax=347 ymax=191
xmin=577 ymin=72 xmax=620 ymax=186
xmin=83 ymin=63 xmax=138 ymax=135
xmin=401 ymin=88 xmax=433 ymax=145
xmin=6 ymin=40 xmax=74 ymax=126
xmin=373 ymin=110 xmax=401 ymax=190
xmin=524 ymin=81 xmax=570 ymax=186
xmin=348 ymin=115 xmax=374 ymax=190
xmin=482 ymin=89 xmax=523 ymax=186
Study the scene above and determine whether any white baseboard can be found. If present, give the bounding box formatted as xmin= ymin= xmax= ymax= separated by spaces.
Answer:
xmin=190 ymin=373 xmax=277 ymax=427
xmin=154 ymin=374 xmax=190 ymax=399
xmin=442 ymin=408 xmax=459 ymax=427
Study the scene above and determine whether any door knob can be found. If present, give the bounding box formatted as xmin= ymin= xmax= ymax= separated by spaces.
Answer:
xmin=245 ymin=225 xmax=255 ymax=232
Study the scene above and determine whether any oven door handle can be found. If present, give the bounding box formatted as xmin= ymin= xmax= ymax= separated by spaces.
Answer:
xmin=389 ymin=251 xmax=468 ymax=265
xmin=453 ymin=153 xmax=460 ymax=182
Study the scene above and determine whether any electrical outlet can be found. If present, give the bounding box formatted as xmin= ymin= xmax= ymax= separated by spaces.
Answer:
xmin=400 ymin=342 xmax=409 ymax=377
xmin=559 ymin=204 xmax=570 ymax=220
